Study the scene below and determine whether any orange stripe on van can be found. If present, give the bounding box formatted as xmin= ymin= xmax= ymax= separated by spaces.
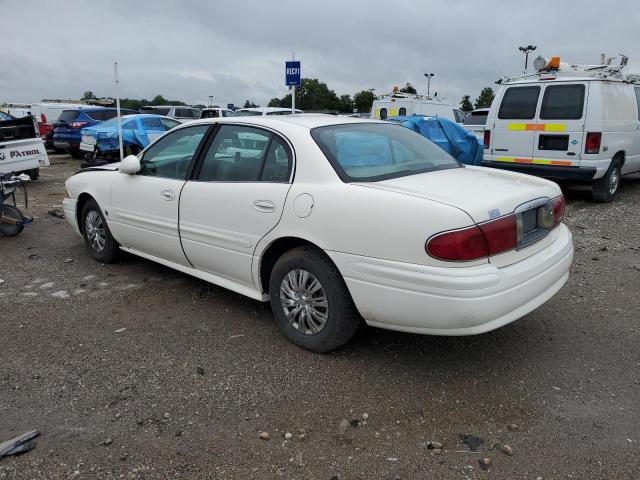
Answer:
xmin=507 ymin=123 xmax=567 ymax=132
xmin=495 ymin=157 xmax=574 ymax=166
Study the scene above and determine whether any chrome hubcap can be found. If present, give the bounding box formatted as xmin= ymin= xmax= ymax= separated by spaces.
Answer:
xmin=280 ymin=269 xmax=328 ymax=335
xmin=85 ymin=210 xmax=106 ymax=252
xmin=609 ymin=168 xmax=620 ymax=195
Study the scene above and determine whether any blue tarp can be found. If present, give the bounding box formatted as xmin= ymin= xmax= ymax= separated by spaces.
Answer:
xmin=388 ymin=115 xmax=483 ymax=166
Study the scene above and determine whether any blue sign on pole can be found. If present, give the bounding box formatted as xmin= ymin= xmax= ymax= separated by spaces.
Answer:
xmin=285 ymin=61 xmax=301 ymax=86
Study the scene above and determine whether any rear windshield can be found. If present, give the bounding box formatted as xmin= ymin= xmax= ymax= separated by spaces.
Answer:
xmin=235 ymin=110 xmax=261 ymax=116
xmin=200 ymin=110 xmax=219 ymax=118
xmin=175 ymin=108 xmax=200 ymax=118
xmin=140 ymin=107 xmax=170 ymax=115
xmin=58 ymin=110 xmax=80 ymax=122
xmin=498 ymin=86 xmax=540 ymax=119
xmin=540 ymin=84 xmax=585 ymax=120
xmin=0 ymin=112 xmax=13 ymax=121
xmin=464 ymin=111 xmax=488 ymax=125
xmin=311 ymin=123 xmax=460 ymax=182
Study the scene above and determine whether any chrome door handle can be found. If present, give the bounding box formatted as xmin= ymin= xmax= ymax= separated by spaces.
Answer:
xmin=160 ymin=190 xmax=175 ymax=201
xmin=253 ymin=200 xmax=276 ymax=213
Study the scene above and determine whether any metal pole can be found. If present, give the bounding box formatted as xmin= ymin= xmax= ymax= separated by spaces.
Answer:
xmin=427 ymin=77 xmax=431 ymax=97
xmin=291 ymin=52 xmax=295 ymax=115
xmin=114 ymin=62 xmax=123 ymax=161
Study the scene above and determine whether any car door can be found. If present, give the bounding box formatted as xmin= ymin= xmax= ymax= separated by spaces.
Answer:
xmin=179 ymin=124 xmax=293 ymax=287
xmin=489 ymin=85 xmax=541 ymax=162
xmin=531 ymin=83 xmax=587 ymax=167
xmin=108 ymin=124 xmax=210 ymax=266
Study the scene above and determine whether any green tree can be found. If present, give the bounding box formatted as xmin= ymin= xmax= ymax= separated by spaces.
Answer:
xmin=267 ymin=98 xmax=281 ymax=107
xmin=460 ymin=94 xmax=474 ymax=112
xmin=277 ymin=78 xmax=340 ymax=111
xmin=353 ymin=89 xmax=376 ymax=113
xmin=338 ymin=94 xmax=353 ymax=113
xmin=474 ymin=87 xmax=495 ymax=109
xmin=81 ymin=91 xmax=96 ymax=100
xmin=151 ymin=95 xmax=168 ymax=105
xmin=243 ymin=100 xmax=258 ymax=108
xmin=399 ymin=83 xmax=417 ymax=94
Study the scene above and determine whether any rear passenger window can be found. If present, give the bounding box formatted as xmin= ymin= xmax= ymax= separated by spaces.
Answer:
xmin=399 ymin=107 xmax=407 ymax=116
xmin=540 ymin=84 xmax=585 ymax=120
xmin=198 ymin=125 xmax=272 ymax=182
xmin=142 ymin=117 xmax=162 ymax=129
xmin=498 ymin=86 xmax=540 ymax=119
xmin=634 ymin=87 xmax=640 ymax=121
xmin=261 ymin=137 xmax=292 ymax=182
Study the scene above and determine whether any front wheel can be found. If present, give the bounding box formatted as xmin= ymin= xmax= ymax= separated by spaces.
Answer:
xmin=81 ymin=199 xmax=121 ymax=262
xmin=0 ymin=205 xmax=25 ymax=236
xmin=269 ymin=246 xmax=361 ymax=352
xmin=592 ymin=159 xmax=622 ymax=203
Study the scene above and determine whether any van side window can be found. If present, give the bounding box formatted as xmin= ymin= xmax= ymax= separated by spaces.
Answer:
xmin=380 ymin=108 xmax=388 ymax=120
xmin=540 ymin=84 xmax=585 ymax=120
xmin=399 ymin=107 xmax=407 ymax=116
xmin=498 ymin=86 xmax=540 ymax=120
xmin=634 ymin=87 xmax=640 ymax=121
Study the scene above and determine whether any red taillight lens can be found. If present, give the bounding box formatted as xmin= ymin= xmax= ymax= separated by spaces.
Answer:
xmin=478 ymin=214 xmax=517 ymax=255
xmin=585 ymin=132 xmax=601 ymax=154
xmin=70 ymin=121 xmax=88 ymax=129
xmin=426 ymin=226 xmax=488 ymax=261
xmin=41 ymin=113 xmax=47 ymax=123
xmin=552 ymin=195 xmax=565 ymax=227
xmin=483 ymin=130 xmax=491 ymax=149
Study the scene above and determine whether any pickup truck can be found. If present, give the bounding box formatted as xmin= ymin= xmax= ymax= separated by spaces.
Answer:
xmin=0 ymin=112 xmax=50 ymax=179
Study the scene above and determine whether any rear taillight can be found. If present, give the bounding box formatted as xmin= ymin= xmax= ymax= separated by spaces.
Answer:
xmin=41 ymin=113 xmax=47 ymax=123
xmin=70 ymin=121 xmax=88 ymax=129
xmin=552 ymin=195 xmax=565 ymax=227
xmin=427 ymin=196 xmax=565 ymax=262
xmin=483 ymin=130 xmax=491 ymax=149
xmin=585 ymin=132 xmax=601 ymax=154
xmin=426 ymin=225 xmax=489 ymax=261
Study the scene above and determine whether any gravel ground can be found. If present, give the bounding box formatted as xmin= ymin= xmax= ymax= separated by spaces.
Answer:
xmin=1 ymin=156 xmax=639 ymax=479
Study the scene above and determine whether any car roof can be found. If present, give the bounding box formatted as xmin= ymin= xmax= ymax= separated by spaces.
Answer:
xmin=238 ymin=107 xmax=302 ymax=113
xmin=181 ymin=113 xmax=384 ymax=130
xmin=470 ymin=108 xmax=490 ymax=113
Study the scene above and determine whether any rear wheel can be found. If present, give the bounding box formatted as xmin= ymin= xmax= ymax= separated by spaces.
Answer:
xmin=69 ymin=148 xmax=85 ymax=159
xmin=0 ymin=205 xmax=25 ymax=236
xmin=81 ymin=199 xmax=121 ymax=262
xmin=269 ymin=246 xmax=361 ymax=352
xmin=592 ymin=158 xmax=622 ymax=203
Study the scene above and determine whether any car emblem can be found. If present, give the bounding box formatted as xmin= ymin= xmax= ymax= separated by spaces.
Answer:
xmin=570 ymin=139 xmax=578 ymax=145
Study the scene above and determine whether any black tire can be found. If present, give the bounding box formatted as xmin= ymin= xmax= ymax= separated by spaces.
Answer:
xmin=268 ymin=246 xmax=361 ymax=352
xmin=69 ymin=148 xmax=85 ymax=159
xmin=81 ymin=199 xmax=121 ymax=262
xmin=592 ymin=158 xmax=622 ymax=203
xmin=27 ymin=168 xmax=39 ymax=180
xmin=0 ymin=205 xmax=25 ymax=236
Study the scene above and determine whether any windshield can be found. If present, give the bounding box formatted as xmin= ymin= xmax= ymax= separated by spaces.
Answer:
xmin=311 ymin=123 xmax=460 ymax=182
xmin=234 ymin=110 xmax=261 ymax=116
xmin=0 ymin=112 xmax=13 ymax=121
xmin=58 ymin=110 xmax=80 ymax=122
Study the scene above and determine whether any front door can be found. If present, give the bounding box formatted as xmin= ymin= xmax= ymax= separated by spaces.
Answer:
xmin=489 ymin=85 xmax=541 ymax=162
xmin=179 ymin=124 xmax=293 ymax=287
xmin=108 ymin=124 xmax=209 ymax=265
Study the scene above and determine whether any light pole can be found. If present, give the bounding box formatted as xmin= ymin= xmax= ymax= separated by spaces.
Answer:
xmin=518 ymin=45 xmax=537 ymax=74
xmin=424 ymin=73 xmax=434 ymax=97
xmin=208 ymin=95 xmax=213 ymax=108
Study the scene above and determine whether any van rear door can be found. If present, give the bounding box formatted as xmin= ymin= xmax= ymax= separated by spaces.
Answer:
xmin=531 ymin=82 xmax=587 ymax=167
xmin=489 ymin=85 xmax=541 ymax=162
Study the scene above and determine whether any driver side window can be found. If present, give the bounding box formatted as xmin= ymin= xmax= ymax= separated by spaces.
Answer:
xmin=139 ymin=125 xmax=209 ymax=180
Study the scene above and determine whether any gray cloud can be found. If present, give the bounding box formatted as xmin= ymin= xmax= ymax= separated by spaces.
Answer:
xmin=2 ymin=0 xmax=639 ymax=107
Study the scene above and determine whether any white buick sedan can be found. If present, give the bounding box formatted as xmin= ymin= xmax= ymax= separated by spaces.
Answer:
xmin=63 ymin=115 xmax=573 ymax=352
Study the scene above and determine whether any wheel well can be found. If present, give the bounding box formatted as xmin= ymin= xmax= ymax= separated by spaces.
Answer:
xmin=613 ymin=151 xmax=625 ymax=166
xmin=75 ymin=193 xmax=94 ymax=234
xmin=259 ymin=237 xmax=321 ymax=294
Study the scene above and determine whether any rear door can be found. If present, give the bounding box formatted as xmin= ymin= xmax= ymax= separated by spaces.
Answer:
xmin=489 ymin=85 xmax=541 ymax=162
xmin=179 ymin=124 xmax=293 ymax=287
xmin=532 ymin=83 xmax=587 ymax=167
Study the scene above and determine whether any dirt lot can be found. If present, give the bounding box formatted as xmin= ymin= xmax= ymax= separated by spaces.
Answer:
xmin=1 ymin=156 xmax=639 ymax=479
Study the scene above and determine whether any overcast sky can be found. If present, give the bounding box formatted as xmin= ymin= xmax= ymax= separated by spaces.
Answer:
xmin=2 ymin=0 xmax=639 ymax=108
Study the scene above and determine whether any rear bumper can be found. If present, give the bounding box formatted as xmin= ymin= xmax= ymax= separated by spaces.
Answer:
xmin=327 ymin=224 xmax=573 ymax=335
xmin=481 ymin=161 xmax=597 ymax=182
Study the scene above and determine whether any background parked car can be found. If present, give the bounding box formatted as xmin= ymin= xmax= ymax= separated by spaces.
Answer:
xmin=0 ymin=111 xmax=50 ymax=179
xmin=138 ymin=106 xmax=201 ymax=122
xmin=31 ymin=102 xmax=86 ymax=146
xmin=463 ymin=107 xmax=490 ymax=142
xmin=79 ymin=114 xmax=181 ymax=163
xmin=200 ymin=107 xmax=237 ymax=118
xmin=235 ymin=107 xmax=302 ymax=116
xmin=53 ymin=107 xmax=138 ymax=158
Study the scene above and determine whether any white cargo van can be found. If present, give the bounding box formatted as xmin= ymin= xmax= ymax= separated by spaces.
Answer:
xmin=482 ymin=55 xmax=640 ymax=202
xmin=371 ymin=90 xmax=466 ymax=123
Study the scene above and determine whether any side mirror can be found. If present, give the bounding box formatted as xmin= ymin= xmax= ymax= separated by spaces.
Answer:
xmin=119 ymin=155 xmax=141 ymax=174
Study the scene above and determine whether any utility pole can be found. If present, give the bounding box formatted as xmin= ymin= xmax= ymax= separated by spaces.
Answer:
xmin=424 ymin=73 xmax=434 ymax=97
xmin=114 ymin=62 xmax=123 ymax=161
xmin=208 ymin=96 xmax=213 ymax=108
xmin=519 ymin=45 xmax=537 ymax=74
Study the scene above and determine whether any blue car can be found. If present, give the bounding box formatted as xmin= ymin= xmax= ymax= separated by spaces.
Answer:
xmin=80 ymin=114 xmax=182 ymax=162
xmin=53 ymin=107 xmax=138 ymax=158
